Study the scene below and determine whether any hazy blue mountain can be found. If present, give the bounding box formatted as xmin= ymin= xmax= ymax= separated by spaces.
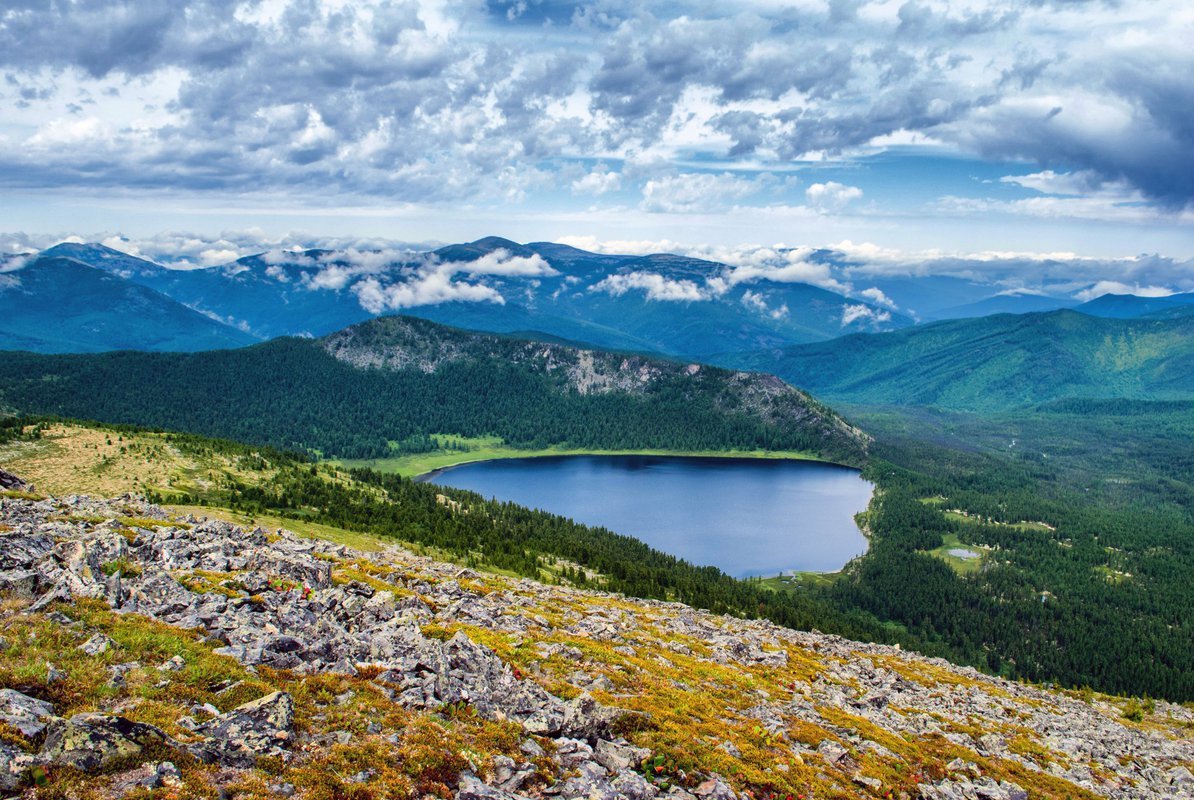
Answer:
xmin=857 ymin=275 xmax=995 ymax=318
xmin=725 ymin=310 xmax=1194 ymax=412
xmin=0 ymin=257 xmax=257 ymax=353
xmin=29 ymin=237 xmax=912 ymax=356
xmin=923 ymin=292 xmax=1078 ymax=321
xmin=1074 ymin=292 xmax=1194 ymax=319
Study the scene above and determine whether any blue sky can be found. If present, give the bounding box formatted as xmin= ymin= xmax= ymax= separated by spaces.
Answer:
xmin=1 ymin=0 xmax=1192 ymax=289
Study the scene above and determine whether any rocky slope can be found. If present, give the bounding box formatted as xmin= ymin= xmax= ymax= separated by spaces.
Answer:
xmin=0 ymin=487 xmax=1191 ymax=799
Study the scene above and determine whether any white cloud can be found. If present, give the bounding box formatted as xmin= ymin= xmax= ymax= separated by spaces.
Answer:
xmin=352 ymin=273 xmax=504 ymax=313
xmin=859 ymin=287 xmax=896 ymax=308
xmin=572 ymin=167 xmax=622 ymax=196
xmin=0 ymin=255 xmax=33 ymax=273
xmin=454 ymin=250 xmax=558 ymax=277
xmin=1073 ymin=281 xmax=1175 ymax=302
xmin=805 ymin=182 xmax=863 ymax=211
xmin=841 ymin=304 xmax=892 ymax=326
xmin=741 ymin=289 xmax=789 ymax=319
xmin=641 ymin=173 xmax=761 ymax=213
xmin=590 ymin=271 xmax=709 ymax=302
xmin=264 ymin=264 xmax=291 ymax=283
xmin=999 ymin=170 xmax=1133 ymax=198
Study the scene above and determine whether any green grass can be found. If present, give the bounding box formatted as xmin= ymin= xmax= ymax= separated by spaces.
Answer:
xmin=334 ymin=435 xmax=825 ymax=478
xmin=942 ymin=510 xmax=1053 ymax=533
xmin=924 ymin=532 xmax=987 ymax=575
xmin=752 ymin=571 xmax=843 ymax=591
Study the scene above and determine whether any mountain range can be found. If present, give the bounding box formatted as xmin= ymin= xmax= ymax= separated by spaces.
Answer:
xmin=0 ymin=238 xmax=912 ymax=356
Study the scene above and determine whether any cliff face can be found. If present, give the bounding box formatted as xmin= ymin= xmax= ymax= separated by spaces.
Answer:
xmin=0 ymin=490 xmax=1190 ymax=800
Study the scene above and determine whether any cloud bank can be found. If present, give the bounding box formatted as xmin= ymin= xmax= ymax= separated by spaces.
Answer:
xmin=0 ymin=0 xmax=1191 ymax=214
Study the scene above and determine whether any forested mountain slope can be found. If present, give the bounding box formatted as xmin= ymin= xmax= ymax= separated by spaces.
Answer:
xmin=0 ymin=316 xmax=869 ymax=464
xmin=727 ymin=310 xmax=1194 ymax=411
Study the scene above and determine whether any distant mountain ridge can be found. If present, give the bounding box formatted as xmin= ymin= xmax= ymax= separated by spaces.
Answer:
xmin=4 ymin=237 xmax=913 ymax=356
xmin=0 ymin=255 xmax=256 ymax=353
xmin=726 ymin=309 xmax=1194 ymax=412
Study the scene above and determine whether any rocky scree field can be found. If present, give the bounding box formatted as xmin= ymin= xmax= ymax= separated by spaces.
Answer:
xmin=0 ymin=467 xmax=1190 ymax=800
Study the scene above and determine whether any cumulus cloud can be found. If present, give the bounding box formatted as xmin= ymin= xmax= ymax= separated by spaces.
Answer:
xmin=741 ymin=289 xmax=789 ymax=319
xmin=454 ymin=250 xmax=557 ymax=277
xmin=841 ymin=304 xmax=892 ymax=327
xmin=353 ymin=273 xmax=504 ymax=314
xmin=805 ymin=182 xmax=863 ymax=211
xmin=590 ymin=271 xmax=709 ymax=302
xmin=859 ymin=287 xmax=897 ymax=308
xmin=572 ymin=167 xmax=622 ymax=196
xmin=0 ymin=0 xmax=1191 ymax=217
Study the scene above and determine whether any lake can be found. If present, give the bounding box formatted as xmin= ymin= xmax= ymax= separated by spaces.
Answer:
xmin=422 ymin=454 xmax=872 ymax=577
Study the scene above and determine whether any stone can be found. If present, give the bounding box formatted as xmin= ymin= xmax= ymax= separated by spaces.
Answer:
xmin=0 ymin=569 xmax=38 ymax=598
xmin=0 ymin=741 xmax=36 ymax=792
xmin=457 ymin=772 xmax=531 ymax=800
xmin=0 ymin=688 xmax=56 ymax=738
xmin=0 ymin=468 xmax=29 ymax=492
xmin=79 ymin=632 xmax=113 ymax=656
xmin=40 ymin=713 xmax=174 ymax=773
xmin=192 ymin=691 xmax=295 ymax=766
xmin=595 ymin=739 xmax=650 ymax=773
xmin=693 ymin=775 xmax=736 ymax=800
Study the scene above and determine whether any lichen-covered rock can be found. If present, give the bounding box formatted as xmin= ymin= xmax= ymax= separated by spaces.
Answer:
xmin=457 ymin=772 xmax=532 ymax=800
xmin=40 ymin=713 xmax=173 ymax=773
xmin=0 ymin=688 xmax=56 ymax=738
xmin=191 ymin=691 xmax=295 ymax=766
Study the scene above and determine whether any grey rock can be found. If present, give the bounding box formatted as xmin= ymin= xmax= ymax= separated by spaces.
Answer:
xmin=0 ymin=469 xmax=29 ymax=492
xmin=457 ymin=772 xmax=531 ymax=800
xmin=0 ymin=688 xmax=56 ymax=738
xmin=692 ymin=775 xmax=736 ymax=800
xmin=0 ymin=569 xmax=38 ymax=598
xmin=192 ymin=691 xmax=295 ymax=766
xmin=79 ymin=632 xmax=113 ymax=656
xmin=611 ymin=769 xmax=658 ymax=800
xmin=40 ymin=713 xmax=174 ymax=773
xmin=595 ymin=739 xmax=650 ymax=773
xmin=0 ymin=740 xmax=36 ymax=792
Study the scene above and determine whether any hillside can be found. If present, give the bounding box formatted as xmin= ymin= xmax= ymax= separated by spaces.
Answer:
xmin=725 ymin=310 xmax=1194 ymax=412
xmin=0 ymin=316 xmax=870 ymax=465
xmin=0 ymin=256 xmax=258 ymax=353
xmin=0 ymin=458 xmax=1191 ymax=799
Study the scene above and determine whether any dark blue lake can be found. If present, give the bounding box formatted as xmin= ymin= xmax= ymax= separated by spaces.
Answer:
xmin=422 ymin=455 xmax=872 ymax=577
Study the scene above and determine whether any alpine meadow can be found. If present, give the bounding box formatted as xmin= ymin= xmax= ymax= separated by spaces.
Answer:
xmin=0 ymin=3 xmax=1192 ymax=800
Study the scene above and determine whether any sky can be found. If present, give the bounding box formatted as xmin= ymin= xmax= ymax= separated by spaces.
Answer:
xmin=1 ymin=0 xmax=1193 ymax=289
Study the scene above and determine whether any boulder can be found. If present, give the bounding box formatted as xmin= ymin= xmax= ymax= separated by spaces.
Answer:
xmin=0 ymin=468 xmax=29 ymax=492
xmin=0 ymin=741 xmax=36 ymax=792
xmin=457 ymin=772 xmax=532 ymax=800
xmin=0 ymin=688 xmax=56 ymax=738
xmin=191 ymin=691 xmax=295 ymax=766
xmin=40 ymin=713 xmax=174 ymax=773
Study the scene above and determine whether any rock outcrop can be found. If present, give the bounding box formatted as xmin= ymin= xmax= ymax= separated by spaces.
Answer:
xmin=0 ymin=488 xmax=1191 ymax=799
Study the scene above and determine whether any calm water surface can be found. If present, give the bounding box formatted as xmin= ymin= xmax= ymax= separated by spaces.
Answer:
xmin=423 ymin=455 xmax=872 ymax=577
